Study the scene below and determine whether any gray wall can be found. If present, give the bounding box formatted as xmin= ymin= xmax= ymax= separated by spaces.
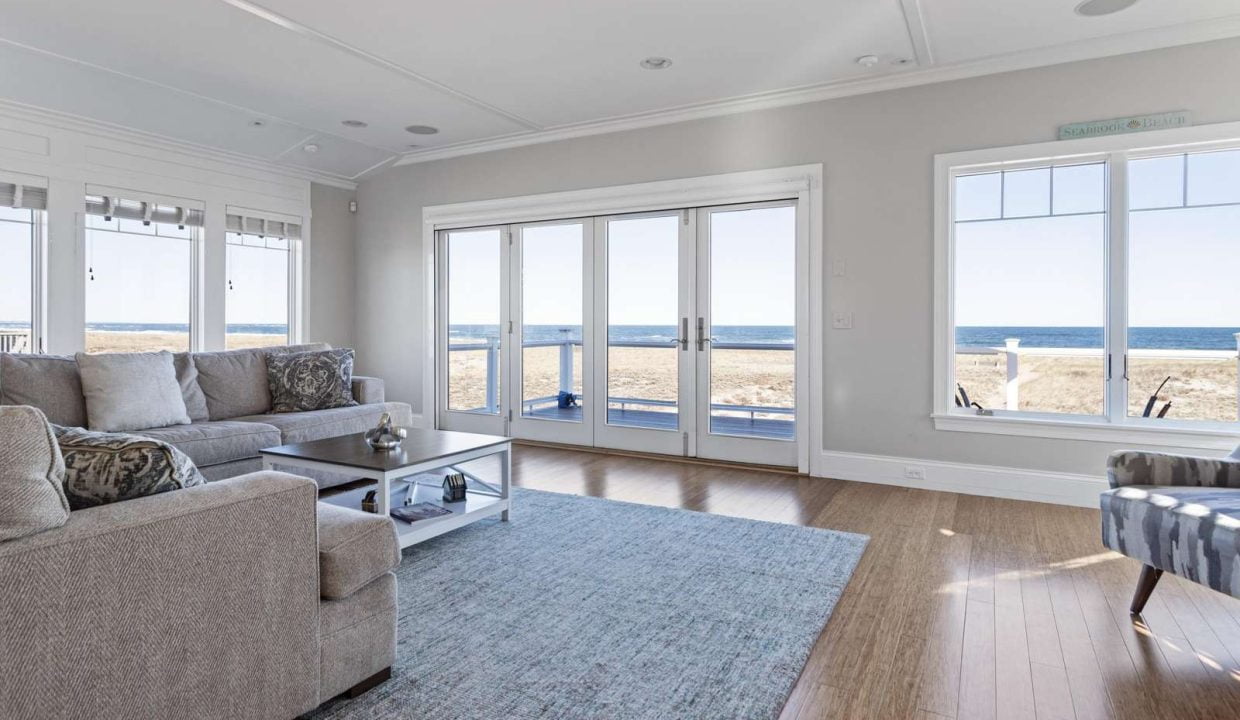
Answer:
xmin=354 ymin=38 xmax=1240 ymax=475
xmin=307 ymin=183 xmax=357 ymax=349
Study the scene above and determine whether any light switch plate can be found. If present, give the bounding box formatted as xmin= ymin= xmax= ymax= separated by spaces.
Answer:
xmin=831 ymin=259 xmax=846 ymax=277
xmin=832 ymin=311 xmax=854 ymax=330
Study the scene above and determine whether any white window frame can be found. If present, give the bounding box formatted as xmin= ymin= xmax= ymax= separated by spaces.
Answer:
xmin=224 ymin=205 xmax=305 ymax=347
xmin=934 ymin=120 xmax=1240 ymax=450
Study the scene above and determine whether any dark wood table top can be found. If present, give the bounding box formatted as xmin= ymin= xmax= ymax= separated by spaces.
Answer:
xmin=260 ymin=428 xmax=511 ymax=472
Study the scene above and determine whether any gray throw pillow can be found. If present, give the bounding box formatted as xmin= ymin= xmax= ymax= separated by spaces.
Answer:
xmin=53 ymin=425 xmax=205 ymax=511
xmin=0 ymin=353 xmax=88 ymax=427
xmin=0 ymin=406 xmax=70 ymax=541
xmin=267 ymin=348 xmax=358 ymax=413
xmin=75 ymin=351 xmax=191 ymax=432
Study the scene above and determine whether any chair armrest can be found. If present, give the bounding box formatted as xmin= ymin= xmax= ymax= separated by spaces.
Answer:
xmin=0 ymin=472 xmax=322 ymax=718
xmin=352 ymin=375 xmax=385 ymax=404
xmin=1107 ymin=450 xmax=1240 ymax=489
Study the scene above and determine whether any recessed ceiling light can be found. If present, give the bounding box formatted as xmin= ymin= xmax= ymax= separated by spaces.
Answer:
xmin=856 ymin=55 xmax=880 ymax=68
xmin=250 ymin=119 xmax=266 ymax=127
xmin=892 ymin=58 xmax=913 ymax=66
xmin=640 ymin=56 xmax=673 ymax=70
xmin=1075 ymin=0 xmax=1139 ymax=16
xmin=405 ymin=125 xmax=439 ymax=135
xmin=302 ymin=143 xmax=319 ymax=153
xmin=341 ymin=119 xmax=368 ymax=128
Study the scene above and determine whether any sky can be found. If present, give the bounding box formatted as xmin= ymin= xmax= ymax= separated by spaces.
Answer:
xmin=955 ymin=150 xmax=1240 ymax=329
xmin=446 ymin=206 xmax=796 ymax=329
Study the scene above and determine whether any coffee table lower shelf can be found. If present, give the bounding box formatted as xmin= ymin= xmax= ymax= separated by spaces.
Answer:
xmin=322 ymin=479 xmax=509 ymax=547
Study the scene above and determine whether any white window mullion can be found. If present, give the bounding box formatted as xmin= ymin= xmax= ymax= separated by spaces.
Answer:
xmin=1105 ymin=154 xmax=1129 ymax=425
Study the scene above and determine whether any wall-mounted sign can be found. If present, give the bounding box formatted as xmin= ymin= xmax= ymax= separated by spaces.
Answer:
xmin=1059 ymin=111 xmax=1192 ymax=140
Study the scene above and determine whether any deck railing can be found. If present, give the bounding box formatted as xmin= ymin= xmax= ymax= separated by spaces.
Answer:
xmin=957 ymin=333 xmax=1240 ymax=412
xmin=448 ymin=332 xmax=795 ymax=419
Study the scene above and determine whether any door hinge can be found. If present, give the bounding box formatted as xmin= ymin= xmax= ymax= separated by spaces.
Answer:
xmin=507 ymin=320 xmax=514 ymax=334
xmin=508 ymin=409 xmax=513 ymax=422
xmin=507 ymin=230 xmax=513 ymax=245
xmin=682 ymin=209 xmax=690 ymax=226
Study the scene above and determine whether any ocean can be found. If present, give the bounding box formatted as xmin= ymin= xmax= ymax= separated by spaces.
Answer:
xmin=450 ymin=324 xmax=795 ymax=344
xmin=956 ymin=326 xmax=1240 ymax=350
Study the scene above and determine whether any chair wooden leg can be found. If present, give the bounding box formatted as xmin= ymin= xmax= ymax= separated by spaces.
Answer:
xmin=346 ymin=667 xmax=391 ymax=698
xmin=1130 ymin=565 xmax=1163 ymax=615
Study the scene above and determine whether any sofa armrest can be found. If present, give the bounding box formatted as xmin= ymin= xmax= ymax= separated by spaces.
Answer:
xmin=1107 ymin=450 xmax=1240 ymax=489
xmin=0 ymin=472 xmax=322 ymax=719
xmin=352 ymin=375 xmax=385 ymax=404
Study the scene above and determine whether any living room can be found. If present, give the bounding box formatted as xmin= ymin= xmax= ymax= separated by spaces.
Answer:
xmin=2 ymin=1 xmax=1239 ymax=718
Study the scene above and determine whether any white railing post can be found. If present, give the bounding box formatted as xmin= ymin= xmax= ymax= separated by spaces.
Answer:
xmin=485 ymin=336 xmax=499 ymax=413
xmin=1234 ymin=333 xmax=1240 ymax=420
xmin=1004 ymin=338 xmax=1021 ymax=411
xmin=558 ymin=328 xmax=574 ymax=395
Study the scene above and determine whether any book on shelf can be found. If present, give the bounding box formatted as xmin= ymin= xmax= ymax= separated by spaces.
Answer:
xmin=391 ymin=502 xmax=452 ymax=523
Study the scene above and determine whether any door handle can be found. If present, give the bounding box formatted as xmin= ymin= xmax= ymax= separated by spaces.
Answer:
xmin=679 ymin=318 xmax=689 ymax=350
xmin=696 ymin=317 xmax=710 ymax=351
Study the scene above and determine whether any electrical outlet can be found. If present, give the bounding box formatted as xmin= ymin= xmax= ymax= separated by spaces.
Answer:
xmin=904 ymin=466 xmax=926 ymax=481
xmin=831 ymin=259 xmax=847 ymax=277
xmin=832 ymin=311 xmax=854 ymax=330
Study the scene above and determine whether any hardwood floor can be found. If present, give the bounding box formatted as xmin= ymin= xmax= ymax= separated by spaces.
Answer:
xmin=508 ymin=443 xmax=1240 ymax=720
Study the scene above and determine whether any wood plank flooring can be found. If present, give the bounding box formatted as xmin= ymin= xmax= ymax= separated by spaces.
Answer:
xmin=506 ymin=443 xmax=1240 ymax=720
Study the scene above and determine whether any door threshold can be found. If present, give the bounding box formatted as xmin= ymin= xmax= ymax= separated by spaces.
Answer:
xmin=512 ymin=439 xmax=804 ymax=476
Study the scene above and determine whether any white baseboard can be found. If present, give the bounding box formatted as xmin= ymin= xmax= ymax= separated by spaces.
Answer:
xmin=814 ymin=450 xmax=1106 ymax=508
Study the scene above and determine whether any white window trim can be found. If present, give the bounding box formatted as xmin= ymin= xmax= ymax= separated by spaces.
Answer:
xmin=934 ymin=120 xmax=1240 ymax=451
xmin=224 ymin=205 xmax=305 ymax=346
xmin=422 ymin=165 xmax=824 ymax=472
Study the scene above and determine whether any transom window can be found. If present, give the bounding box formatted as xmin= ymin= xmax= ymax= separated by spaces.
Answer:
xmin=937 ymin=127 xmax=1240 ymax=445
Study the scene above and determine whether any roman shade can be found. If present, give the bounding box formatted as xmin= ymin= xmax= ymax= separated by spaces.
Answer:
xmin=226 ymin=207 xmax=302 ymax=240
xmin=85 ymin=194 xmax=205 ymax=228
xmin=0 ymin=181 xmax=48 ymax=210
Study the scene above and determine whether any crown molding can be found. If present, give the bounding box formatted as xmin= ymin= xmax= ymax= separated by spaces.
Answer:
xmin=0 ymin=97 xmax=359 ymax=189
xmin=390 ymin=16 xmax=1240 ymax=169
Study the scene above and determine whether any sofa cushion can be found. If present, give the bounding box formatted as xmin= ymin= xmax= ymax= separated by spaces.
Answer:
xmin=136 ymin=421 xmax=282 ymax=468
xmin=54 ymin=425 xmax=206 ymax=510
xmin=0 ymin=353 xmax=87 ymax=427
xmin=316 ymin=502 xmax=401 ymax=600
xmin=267 ymin=348 xmax=357 ymax=413
xmin=234 ymin=402 xmax=413 ymax=445
xmin=173 ymin=352 xmax=210 ymax=422
xmin=0 ymin=406 xmax=69 ymax=541
xmin=193 ymin=343 xmax=330 ymax=420
xmin=76 ymin=351 xmax=191 ymax=432
xmin=1101 ymin=485 xmax=1240 ymax=599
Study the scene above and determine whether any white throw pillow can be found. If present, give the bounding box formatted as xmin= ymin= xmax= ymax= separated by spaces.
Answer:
xmin=75 ymin=351 xmax=192 ymax=432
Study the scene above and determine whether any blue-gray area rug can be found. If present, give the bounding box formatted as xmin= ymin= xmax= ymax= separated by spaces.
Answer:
xmin=311 ymin=488 xmax=868 ymax=720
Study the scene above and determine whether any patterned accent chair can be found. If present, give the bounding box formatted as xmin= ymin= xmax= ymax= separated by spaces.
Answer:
xmin=1101 ymin=449 xmax=1240 ymax=613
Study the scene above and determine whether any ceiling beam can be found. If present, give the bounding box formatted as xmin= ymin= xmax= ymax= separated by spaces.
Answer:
xmin=899 ymin=0 xmax=934 ymax=66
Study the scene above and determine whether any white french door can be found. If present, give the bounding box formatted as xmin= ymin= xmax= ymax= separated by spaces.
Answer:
xmin=437 ymin=201 xmax=803 ymax=468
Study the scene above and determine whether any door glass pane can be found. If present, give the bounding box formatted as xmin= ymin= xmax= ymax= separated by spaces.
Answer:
xmin=85 ymin=210 xmax=192 ymax=353
xmin=606 ymin=215 xmax=679 ymax=430
xmin=707 ymin=206 xmax=796 ymax=439
xmin=1128 ymin=150 xmax=1240 ymax=423
xmin=0 ymin=208 xmax=34 ymax=353
xmin=953 ymin=164 xmax=1107 ymax=415
xmin=520 ymin=223 xmax=583 ymax=422
xmin=447 ymin=228 xmax=503 ymax=414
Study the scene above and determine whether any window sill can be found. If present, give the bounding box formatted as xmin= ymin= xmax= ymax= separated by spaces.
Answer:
xmin=932 ymin=412 xmax=1240 ymax=452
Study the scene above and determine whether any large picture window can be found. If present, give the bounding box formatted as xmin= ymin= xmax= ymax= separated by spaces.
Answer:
xmin=84 ymin=194 xmax=202 ymax=353
xmin=938 ymin=125 xmax=1240 ymax=444
xmin=0 ymin=181 xmax=46 ymax=353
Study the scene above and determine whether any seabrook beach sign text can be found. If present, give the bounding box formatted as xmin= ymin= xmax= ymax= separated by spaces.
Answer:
xmin=1059 ymin=111 xmax=1192 ymax=140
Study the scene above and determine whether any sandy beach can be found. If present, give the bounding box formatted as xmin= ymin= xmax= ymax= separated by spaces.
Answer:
xmin=449 ymin=344 xmax=796 ymax=417
xmin=80 ymin=331 xmax=287 ymax=353
xmin=956 ymin=352 xmax=1238 ymax=422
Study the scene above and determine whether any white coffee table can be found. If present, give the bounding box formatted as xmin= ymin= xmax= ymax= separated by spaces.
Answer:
xmin=260 ymin=428 xmax=512 ymax=548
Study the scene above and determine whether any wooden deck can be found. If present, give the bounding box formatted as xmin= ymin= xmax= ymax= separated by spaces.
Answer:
xmin=495 ymin=444 xmax=1240 ymax=720
xmin=522 ymin=404 xmax=795 ymax=439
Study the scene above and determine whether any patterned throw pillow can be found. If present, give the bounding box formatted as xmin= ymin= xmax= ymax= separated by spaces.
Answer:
xmin=267 ymin=348 xmax=358 ymax=413
xmin=53 ymin=426 xmax=206 ymax=511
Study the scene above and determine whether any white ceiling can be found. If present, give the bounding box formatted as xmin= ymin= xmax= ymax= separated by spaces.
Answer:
xmin=0 ymin=0 xmax=1235 ymax=182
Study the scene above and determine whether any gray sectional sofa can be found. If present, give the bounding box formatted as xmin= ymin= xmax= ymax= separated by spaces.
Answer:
xmin=0 ymin=342 xmax=413 ymax=484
